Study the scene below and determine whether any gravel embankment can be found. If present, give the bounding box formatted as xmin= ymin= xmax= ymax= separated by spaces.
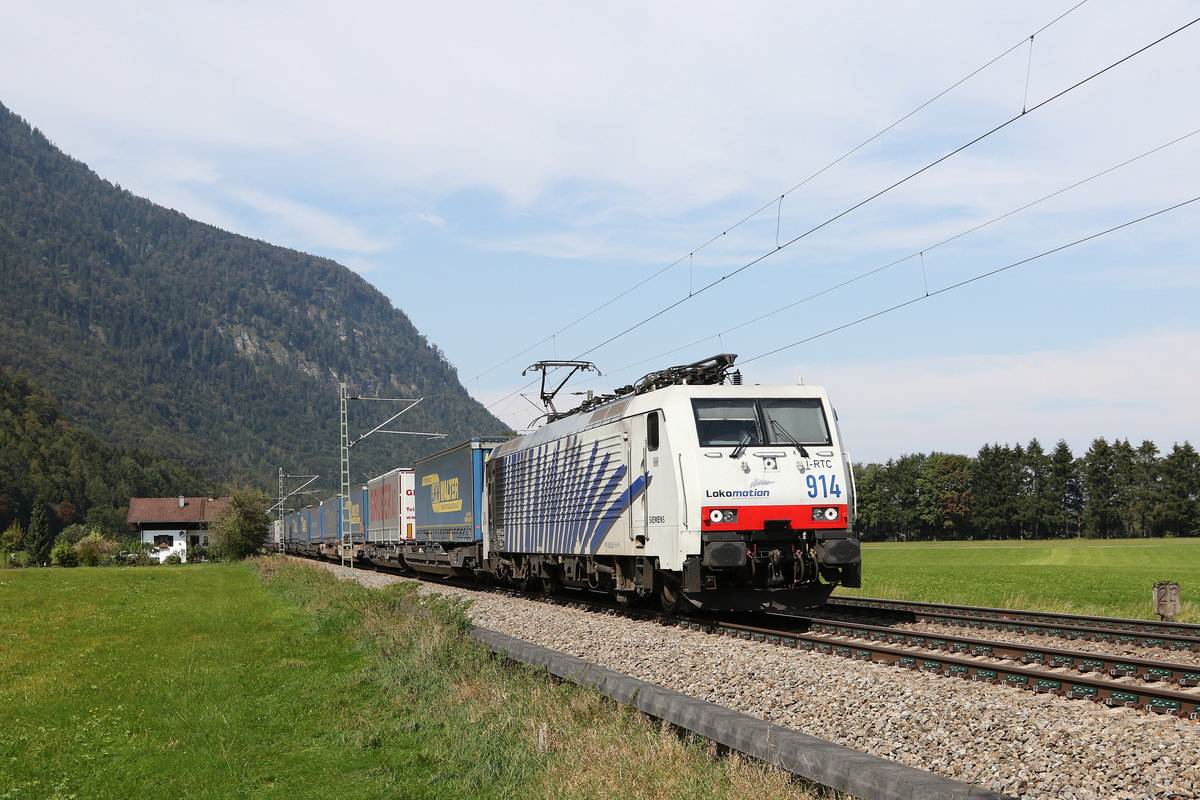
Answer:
xmin=312 ymin=561 xmax=1200 ymax=800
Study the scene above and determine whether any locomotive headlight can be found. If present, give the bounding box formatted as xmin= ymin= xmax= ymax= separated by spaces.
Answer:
xmin=812 ymin=507 xmax=840 ymax=522
xmin=709 ymin=508 xmax=738 ymax=524
xmin=824 ymin=507 xmax=839 ymax=521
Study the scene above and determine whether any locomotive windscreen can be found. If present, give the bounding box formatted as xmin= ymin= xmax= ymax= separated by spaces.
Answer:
xmin=692 ymin=398 xmax=831 ymax=447
xmin=759 ymin=398 xmax=831 ymax=445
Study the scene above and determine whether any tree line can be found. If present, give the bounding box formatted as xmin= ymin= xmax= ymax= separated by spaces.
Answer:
xmin=853 ymin=438 xmax=1200 ymax=541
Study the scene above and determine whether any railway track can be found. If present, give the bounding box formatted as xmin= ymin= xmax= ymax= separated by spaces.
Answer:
xmin=504 ymin=586 xmax=1200 ymax=720
xmin=823 ymin=595 xmax=1200 ymax=651
xmin=309 ymin=556 xmax=1200 ymax=720
xmin=669 ymin=613 xmax=1200 ymax=719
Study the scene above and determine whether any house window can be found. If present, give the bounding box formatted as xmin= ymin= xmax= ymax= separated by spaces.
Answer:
xmin=153 ymin=534 xmax=175 ymax=547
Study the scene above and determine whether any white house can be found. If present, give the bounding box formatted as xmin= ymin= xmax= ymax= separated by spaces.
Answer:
xmin=126 ymin=496 xmax=230 ymax=563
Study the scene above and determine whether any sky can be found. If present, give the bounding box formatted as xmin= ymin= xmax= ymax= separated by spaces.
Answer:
xmin=3 ymin=0 xmax=1198 ymax=463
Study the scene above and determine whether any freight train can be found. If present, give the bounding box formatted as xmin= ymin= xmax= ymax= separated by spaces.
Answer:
xmin=282 ymin=354 xmax=860 ymax=613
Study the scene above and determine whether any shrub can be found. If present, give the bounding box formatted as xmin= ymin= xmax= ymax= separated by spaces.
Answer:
xmin=76 ymin=532 xmax=117 ymax=567
xmin=110 ymin=541 xmax=157 ymax=566
xmin=163 ymin=553 xmax=182 ymax=565
xmin=209 ymin=490 xmax=271 ymax=561
xmin=1 ymin=520 xmax=23 ymax=556
xmin=56 ymin=523 xmax=91 ymax=546
xmin=51 ymin=540 xmax=79 ymax=567
xmin=185 ymin=546 xmax=211 ymax=564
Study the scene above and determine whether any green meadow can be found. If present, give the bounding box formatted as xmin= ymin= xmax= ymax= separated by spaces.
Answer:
xmin=850 ymin=538 xmax=1200 ymax=622
xmin=1 ymin=560 xmax=822 ymax=800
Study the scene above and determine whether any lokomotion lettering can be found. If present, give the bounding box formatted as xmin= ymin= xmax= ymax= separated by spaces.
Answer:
xmin=705 ymin=489 xmax=771 ymax=498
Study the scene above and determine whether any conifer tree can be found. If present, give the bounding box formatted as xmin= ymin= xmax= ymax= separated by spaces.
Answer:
xmin=1021 ymin=439 xmax=1053 ymax=539
xmin=27 ymin=503 xmax=53 ymax=565
xmin=1160 ymin=442 xmax=1200 ymax=536
xmin=1082 ymin=438 xmax=1119 ymax=538
xmin=1045 ymin=440 xmax=1082 ymax=538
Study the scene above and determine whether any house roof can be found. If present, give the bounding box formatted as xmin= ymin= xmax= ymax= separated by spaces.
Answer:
xmin=127 ymin=497 xmax=231 ymax=525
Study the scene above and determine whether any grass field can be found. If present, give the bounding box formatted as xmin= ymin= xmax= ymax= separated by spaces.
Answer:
xmin=849 ymin=537 xmax=1200 ymax=622
xmin=1 ymin=561 xmax=824 ymax=800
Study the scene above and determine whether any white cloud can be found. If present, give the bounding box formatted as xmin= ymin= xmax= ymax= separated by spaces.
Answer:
xmin=764 ymin=329 xmax=1200 ymax=462
xmin=226 ymin=188 xmax=391 ymax=255
xmin=12 ymin=0 xmax=1196 ymax=224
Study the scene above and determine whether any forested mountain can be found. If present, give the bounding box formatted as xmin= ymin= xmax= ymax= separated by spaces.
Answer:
xmin=0 ymin=101 xmax=506 ymax=494
xmin=0 ymin=364 xmax=213 ymax=538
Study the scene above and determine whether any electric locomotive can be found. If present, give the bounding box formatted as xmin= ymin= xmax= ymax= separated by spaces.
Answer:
xmin=477 ymin=354 xmax=860 ymax=612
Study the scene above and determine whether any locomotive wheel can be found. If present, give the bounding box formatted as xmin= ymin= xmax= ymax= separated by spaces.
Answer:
xmin=541 ymin=575 xmax=562 ymax=595
xmin=657 ymin=580 xmax=682 ymax=615
xmin=615 ymin=591 xmax=636 ymax=608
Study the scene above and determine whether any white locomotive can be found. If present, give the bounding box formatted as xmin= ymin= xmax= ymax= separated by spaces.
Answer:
xmin=479 ymin=354 xmax=860 ymax=612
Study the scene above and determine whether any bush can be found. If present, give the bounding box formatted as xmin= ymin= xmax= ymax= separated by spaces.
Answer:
xmin=56 ymin=524 xmax=91 ymax=546
xmin=1 ymin=520 xmax=23 ymax=556
xmin=209 ymin=490 xmax=271 ymax=561
xmin=185 ymin=545 xmax=211 ymax=564
xmin=77 ymin=532 xmax=117 ymax=567
xmin=51 ymin=540 xmax=79 ymax=567
xmin=112 ymin=546 xmax=156 ymax=567
xmin=163 ymin=553 xmax=182 ymax=565
xmin=11 ymin=551 xmax=33 ymax=567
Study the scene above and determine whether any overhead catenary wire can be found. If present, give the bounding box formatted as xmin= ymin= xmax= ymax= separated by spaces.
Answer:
xmin=464 ymin=1 xmax=1092 ymax=389
xmin=739 ymin=195 xmax=1200 ymax=366
xmin=567 ymin=13 xmax=1200 ymax=366
xmin=496 ymin=196 xmax=1199 ymax=424
xmin=594 ymin=125 xmax=1200 ymax=380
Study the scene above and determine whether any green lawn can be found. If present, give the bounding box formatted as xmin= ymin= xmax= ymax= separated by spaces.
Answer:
xmin=1 ymin=560 xmax=821 ymax=800
xmin=849 ymin=538 xmax=1200 ymax=621
xmin=1 ymin=564 xmax=404 ymax=799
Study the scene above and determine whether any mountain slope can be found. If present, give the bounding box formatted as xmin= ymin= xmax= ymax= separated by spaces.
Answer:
xmin=0 ymin=364 xmax=213 ymax=536
xmin=0 ymin=101 xmax=507 ymax=490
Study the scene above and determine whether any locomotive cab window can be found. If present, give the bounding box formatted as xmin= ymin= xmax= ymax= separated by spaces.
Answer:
xmin=692 ymin=398 xmax=831 ymax=447
xmin=647 ymin=411 xmax=660 ymax=451
xmin=693 ymin=399 xmax=764 ymax=447
xmin=761 ymin=398 xmax=831 ymax=446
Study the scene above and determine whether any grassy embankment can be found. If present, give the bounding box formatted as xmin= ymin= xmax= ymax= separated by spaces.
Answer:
xmin=1 ymin=560 xmax=827 ymax=800
xmin=851 ymin=537 xmax=1200 ymax=622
